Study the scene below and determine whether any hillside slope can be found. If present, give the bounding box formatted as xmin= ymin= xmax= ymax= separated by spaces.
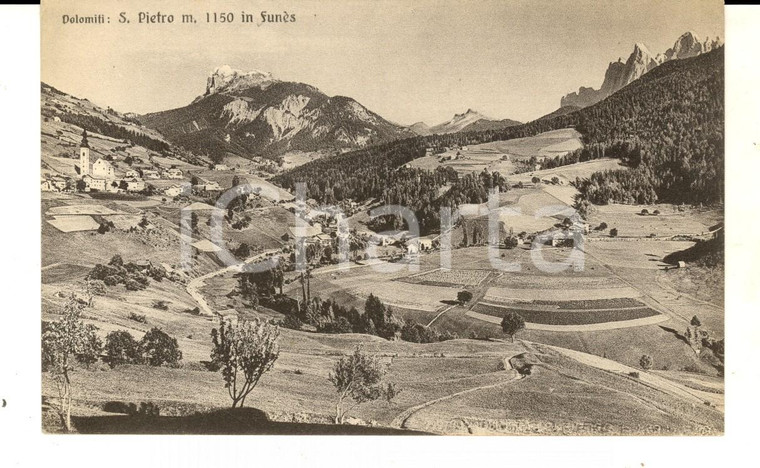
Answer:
xmin=273 ymin=47 xmax=724 ymax=207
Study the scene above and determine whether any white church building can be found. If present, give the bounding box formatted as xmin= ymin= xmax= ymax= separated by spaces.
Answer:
xmin=76 ymin=130 xmax=116 ymax=191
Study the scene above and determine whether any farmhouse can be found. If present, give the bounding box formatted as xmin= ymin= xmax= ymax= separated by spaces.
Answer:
xmin=166 ymin=168 xmax=183 ymax=179
xmin=164 ymin=185 xmax=185 ymax=197
xmin=213 ymin=164 xmax=229 ymax=171
xmin=313 ymin=233 xmax=333 ymax=246
xmin=124 ymin=179 xmax=145 ymax=192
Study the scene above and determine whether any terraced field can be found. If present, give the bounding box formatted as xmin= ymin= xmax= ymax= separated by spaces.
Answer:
xmin=399 ymin=268 xmax=491 ymax=287
xmin=471 ymin=302 xmax=660 ymax=326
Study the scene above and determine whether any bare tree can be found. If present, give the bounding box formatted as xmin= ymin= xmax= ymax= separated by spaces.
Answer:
xmin=42 ymin=295 xmax=101 ymax=431
xmin=210 ymin=317 xmax=280 ymax=408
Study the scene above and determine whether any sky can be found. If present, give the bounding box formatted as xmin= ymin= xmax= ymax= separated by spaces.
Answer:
xmin=42 ymin=0 xmax=724 ymax=125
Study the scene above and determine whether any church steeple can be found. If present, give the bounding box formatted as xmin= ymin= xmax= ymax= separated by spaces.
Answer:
xmin=79 ymin=129 xmax=90 ymax=177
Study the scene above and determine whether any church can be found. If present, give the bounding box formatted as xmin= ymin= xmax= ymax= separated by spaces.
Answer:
xmin=75 ymin=130 xmax=116 ymax=191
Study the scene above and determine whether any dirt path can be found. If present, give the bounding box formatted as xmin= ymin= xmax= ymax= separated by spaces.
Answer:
xmin=390 ymin=352 xmax=524 ymax=429
xmin=545 ymin=344 xmax=723 ymax=410
xmin=186 ymin=249 xmax=281 ymax=316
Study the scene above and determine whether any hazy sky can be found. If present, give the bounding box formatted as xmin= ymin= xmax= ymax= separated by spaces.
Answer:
xmin=42 ymin=0 xmax=724 ymax=125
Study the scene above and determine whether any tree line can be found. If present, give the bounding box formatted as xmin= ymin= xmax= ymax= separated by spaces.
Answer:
xmin=273 ymin=47 xmax=724 ymax=210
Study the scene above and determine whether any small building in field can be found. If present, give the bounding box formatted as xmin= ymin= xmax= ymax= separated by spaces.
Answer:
xmin=213 ymin=164 xmax=229 ymax=171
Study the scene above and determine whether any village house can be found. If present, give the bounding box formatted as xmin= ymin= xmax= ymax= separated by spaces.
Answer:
xmin=124 ymin=179 xmax=145 ymax=192
xmin=313 ymin=233 xmax=333 ymax=247
xmin=166 ymin=168 xmax=183 ymax=179
xmin=164 ymin=185 xmax=185 ymax=197
xmin=92 ymin=158 xmax=115 ymax=179
xmin=125 ymin=169 xmax=140 ymax=179
xmin=82 ymin=175 xmax=106 ymax=192
xmin=143 ymin=170 xmax=160 ymax=180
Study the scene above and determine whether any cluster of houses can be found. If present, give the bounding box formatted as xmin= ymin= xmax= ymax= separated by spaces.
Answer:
xmin=42 ymin=131 xmax=187 ymax=195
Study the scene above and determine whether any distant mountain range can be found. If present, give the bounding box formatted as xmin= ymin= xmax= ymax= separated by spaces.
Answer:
xmin=561 ymin=31 xmax=722 ymax=108
xmin=138 ymin=66 xmax=414 ymax=160
xmin=408 ymin=109 xmax=521 ymax=136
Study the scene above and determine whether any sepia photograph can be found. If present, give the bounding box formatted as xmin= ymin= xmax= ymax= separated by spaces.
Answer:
xmin=37 ymin=0 xmax=729 ymax=438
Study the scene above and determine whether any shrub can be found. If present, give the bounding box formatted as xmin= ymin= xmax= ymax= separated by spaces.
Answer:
xmin=639 ymin=354 xmax=653 ymax=370
xmin=128 ymin=312 xmax=147 ymax=323
xmin=281 ymin=314 xmax=302 ymax=330
xmin=104 ymin=330 xmax=141 ymax=367
xmin=88 ymin=280 xmax=107 ymax=296
xmin=139 ymin=328 xmax=182 ymax=367
xmin=629 ymin=371 xmax=640 ymax=378
xmin=457 ymin=290 xmax=473 ymax=305
xmin=609 ymin=228 xmax=618 ymax=237
xmin=152 ymin=301 xmax=169 ymax=311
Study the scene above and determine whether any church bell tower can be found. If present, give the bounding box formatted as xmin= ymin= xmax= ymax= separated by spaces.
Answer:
xmin=79 ymin=130 xmax=90 ymax=177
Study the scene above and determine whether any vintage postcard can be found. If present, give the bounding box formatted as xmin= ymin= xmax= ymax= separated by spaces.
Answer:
xmin=40 ymin=0 xmax=725 ymax=435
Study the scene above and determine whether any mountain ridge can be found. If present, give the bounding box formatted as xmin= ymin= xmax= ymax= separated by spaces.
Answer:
xmin=139 ymin=67 xmax=414 ymax=161
xmin=561 ymin=31 xmax=721 ymax=108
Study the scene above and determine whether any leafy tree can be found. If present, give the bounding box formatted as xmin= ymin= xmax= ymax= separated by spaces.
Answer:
xmin=639 ymin=354 xmax=653 ymax=370
xmin=41 ymin=296 xmax=101 ymax=431
xmin=500 ymin=311 xmax=525 ymax=342
xmin=365 ymin=294 xmax=388 ymax=330
xmin=690 ymin=315 xmax=702 ymax=327
xmin=210 ymin=318 xmax=280 ymax=408
xmin=139 ymin=328 xmax=182 ymax=367
xmin=641 ymin=208 xmax=649 ymax=215
xmin=76 ymin=179 xmax=86 ymax=192
xmin=280 ymin=313 xmax=302 ymax=331
xmin=191 ymin=175 xmax=199 ymax=186
xmin=191 ymin=212 xmax=199 ymax=233
xmin=104 ymin=330 xmax=141 ymax=367
xmin=234 ymin=243 xmax=251 ymax=259
xmin=328 ymin=346 xmax=393 ymax=423
xmin=457 ymin=290 xmax=473 ymax=305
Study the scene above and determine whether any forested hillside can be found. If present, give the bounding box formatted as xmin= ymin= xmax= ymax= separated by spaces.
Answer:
xmin=273 ymin=47 xmax=723 ymax=211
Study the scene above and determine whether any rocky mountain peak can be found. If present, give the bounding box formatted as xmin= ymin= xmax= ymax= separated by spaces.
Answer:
xmin=204 ymin=65 xmax=277 ymax=97
xmin=560 ymin=31 xmax=722 ymax=109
